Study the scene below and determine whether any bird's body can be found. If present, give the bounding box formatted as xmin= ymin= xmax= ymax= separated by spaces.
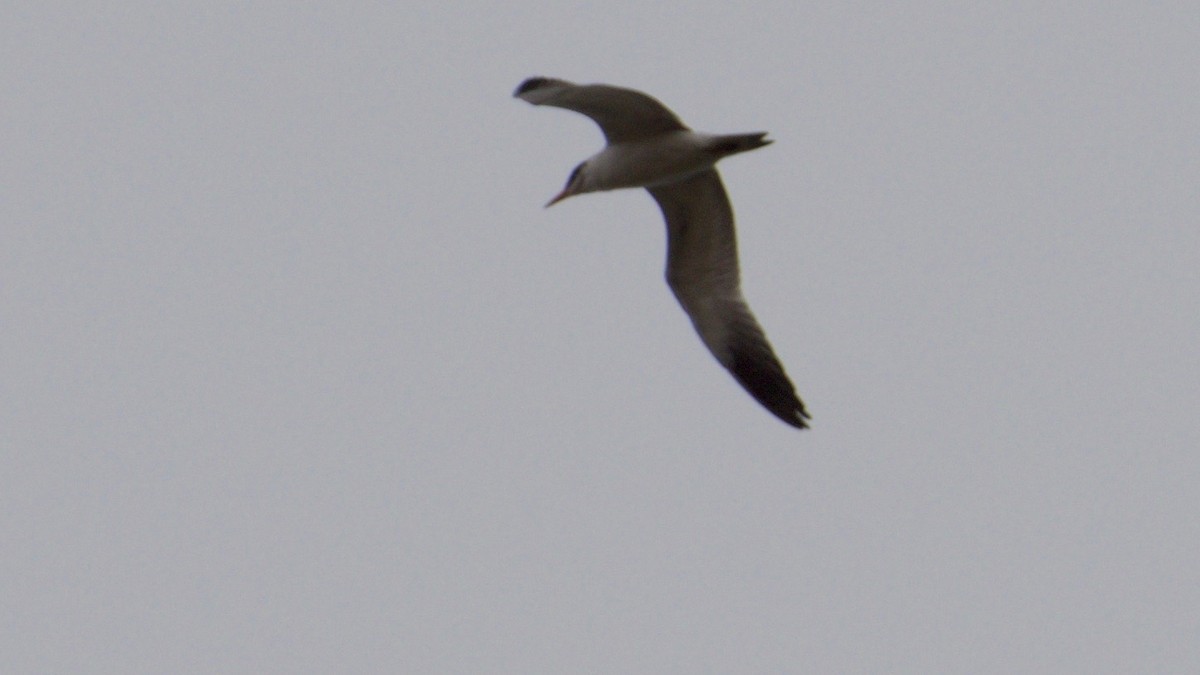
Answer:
xmin=563 ymin=131 xmax=767 ymax=192
xmin=514 ymin=77 xmax=810 ymax=429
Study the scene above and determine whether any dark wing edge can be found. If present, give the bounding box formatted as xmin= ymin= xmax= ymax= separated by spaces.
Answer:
xmin=648 ymin=170 xmax=810 ymax=430
xmin=722 ymin=304 xmax=811 ymax=429
xmin=513 ymin=77 xmax=689 ymax=143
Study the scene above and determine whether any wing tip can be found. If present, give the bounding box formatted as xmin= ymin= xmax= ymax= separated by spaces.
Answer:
xmin=514 ymin=76 xmax=549 ymax=96
xmin=514 ymin=76 xmax=572 ymax=101
xmin=774 ymin=402 xmax=811 ymax=430
xmin=785 ymin=404 xmax=812 ymax=430
xmin=727 ymin=348 xmax=811 ymax=430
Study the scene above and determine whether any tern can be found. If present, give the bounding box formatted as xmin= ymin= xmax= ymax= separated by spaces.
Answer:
xmin=514 ymin=77 xmax=810 ymax=429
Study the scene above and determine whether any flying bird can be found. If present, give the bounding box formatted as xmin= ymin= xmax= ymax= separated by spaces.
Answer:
xmin=514 ymin=77 xmax=810 ymax=429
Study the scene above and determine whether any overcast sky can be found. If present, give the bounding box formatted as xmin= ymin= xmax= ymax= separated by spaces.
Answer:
xmin=4 ymin=2 xmax=1198 ymax=672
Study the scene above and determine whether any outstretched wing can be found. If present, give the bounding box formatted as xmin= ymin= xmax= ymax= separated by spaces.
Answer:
xmin=647 ymin=170 xmax=810 ymax=429
xmin=514 ymin=77 xmax=689 ymax=144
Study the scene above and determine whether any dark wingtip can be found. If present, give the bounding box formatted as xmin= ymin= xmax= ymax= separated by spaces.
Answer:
xmin=729 ymin=349 xmax=811 ymax=430
xmin=514 ymin=76 xmax=552 ymax=97
xmin=792 ymin=403 xmax=812 ymax=430
xmin=779 ymin=401 xmax=811 ymax=430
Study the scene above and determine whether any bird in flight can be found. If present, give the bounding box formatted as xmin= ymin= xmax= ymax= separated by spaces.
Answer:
xmin=514 ymin=77 xmax=810 ymax=429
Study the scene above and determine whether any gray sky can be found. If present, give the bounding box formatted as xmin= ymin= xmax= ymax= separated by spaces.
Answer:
xmin=4 ymin=2 xmax=1198 ymax=672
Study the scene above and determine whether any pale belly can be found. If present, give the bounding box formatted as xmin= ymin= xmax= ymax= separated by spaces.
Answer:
xmin=587 ymin=132 xmax=717 ymax=190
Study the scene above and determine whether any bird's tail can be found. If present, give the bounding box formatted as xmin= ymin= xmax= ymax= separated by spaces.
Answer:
xmin=708 ymin=132 xmax=772 ymax=157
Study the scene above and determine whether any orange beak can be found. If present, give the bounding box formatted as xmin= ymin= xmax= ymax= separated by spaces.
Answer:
xmin=544 ymin=186 xmax=573 ymax=208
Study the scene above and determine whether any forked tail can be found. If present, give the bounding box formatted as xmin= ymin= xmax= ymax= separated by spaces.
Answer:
xmin=708 ymin=132 xmax=772 ymax=158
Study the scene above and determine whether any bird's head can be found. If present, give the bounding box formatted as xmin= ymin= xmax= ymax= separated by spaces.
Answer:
xmin=545 ymin=162 xmax=588 ymax=207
